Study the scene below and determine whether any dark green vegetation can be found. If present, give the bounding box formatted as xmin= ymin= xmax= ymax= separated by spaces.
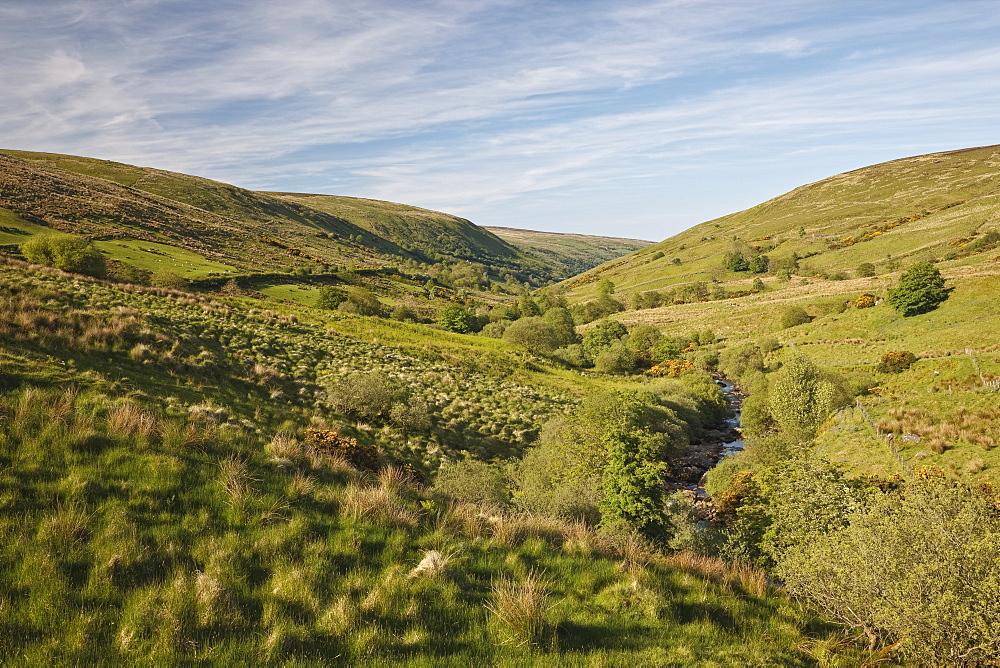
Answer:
xmin=4 ymin=144 xmax=1000 ymax=664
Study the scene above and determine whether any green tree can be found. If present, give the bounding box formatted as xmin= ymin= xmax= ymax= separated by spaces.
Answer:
xmin=748 ymin=255 xmax=769 ymax=273
xmin=21 ymin=233 xmax=106 ymax=277
xmin=339 ymin=286 xmax=385 ymax=316
xmin=582 ymin=319 xmax=628 ymax=357
xmin=541 ymin=307 xmax=578 ymax=346
xmin=856 ymin=262 xmax=877 ymax=277
xmin=768 ymin=355 xmax=837 ymax=434
xmin=596 ymin=278 xmax=615 ymax=298
xmin=316 ymin=286 xmax=347 ymax=309
xmin=438 ymin=304 xmax=474 ymax=333
xmin=502 ymin=317 xmax=558 ymax=354
xmin=887 ymin=261 xmax=947 ymax=316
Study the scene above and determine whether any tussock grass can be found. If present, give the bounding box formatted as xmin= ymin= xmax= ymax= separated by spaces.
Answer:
xmin=487 ymin=570 xmax=555 ymax=647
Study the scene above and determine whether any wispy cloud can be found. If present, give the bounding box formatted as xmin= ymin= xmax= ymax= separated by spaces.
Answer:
xmin=1 ymin=0 xmax=998 ymax=237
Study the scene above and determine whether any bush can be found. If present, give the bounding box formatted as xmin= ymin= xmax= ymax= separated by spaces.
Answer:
xmin=327 ymin=372 xmax=404 ymax=420
xmin=853 ymin=293 xmax=876 ymax=309
xmin=502 ymin=317 xmax=558 ymax=354
xmin=21 ymin=233 xmax=106 ymax=277
xmin=582 ymin=319 xmax=628 ymax=357
xmin=779 ymin=478 xmax=1000 ymax=663
xmin=338 ymin=286 xmax=385 ymax=316
xmin=768 ymin=355 xmax=837 ymax=434
xmin=593 ymin=342 xmax=636 ymax=374
xmin=316 ymin=286 xmax=347 ymax=309
xmin=480 ymin=320 xmax=510 ymax=338
xmin=438 ymin=304 xmax=474 ymax=333
xmin=552 ymin=344 xmax=590 ymax=368
xmin=779 ymin=306 xmax=810 ymax=329
xmin=433 ymin=459 xmax=510 ymax=510
xmin=542 ymin=307 xmax=579 ymax=346
xmin=874 ymin=350 xmax=917 ymax=374
xmin=749 ymin=255 xmax=769 ymax=274
xmin=856 ymin=262 xmax=877 ymax=277
xmin=887 ymin=262 xmax=947 ymax=316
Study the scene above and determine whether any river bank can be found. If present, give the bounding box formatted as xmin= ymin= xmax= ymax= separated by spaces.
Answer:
xmin=662 ymin=376 xmax=744 ymax=496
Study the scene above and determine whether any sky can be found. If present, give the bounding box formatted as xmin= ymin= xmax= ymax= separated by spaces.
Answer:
xmin=2 ymin=1 xmax=999 ymax=241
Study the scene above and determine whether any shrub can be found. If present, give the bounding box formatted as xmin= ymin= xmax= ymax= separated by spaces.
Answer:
xmin=305 ymin=429 xmax=380 ymax=471
xmin=779 ymin=306 xmax=810 ymax=329
xmin=779 ymin=478 xmax=1000 ymax=663
xmin=768 ymin=355 xmax=837 ymax=434
xmin=327 ymin=371 xmax=404 ymax=420
xmin=338 ymin=286 xmax=385 ymax=316
xmin=856 ymin=262 xmax=877 ymax=277
xmin=749 ymin=255 xmax=769 ymax=274
xmin=390 ymin=305 xmax=418 ymax=322
xmin=316 ymin=286 xmax=347 ymax=309
xmin=502 ymin=317 xmax=558 ymax=354
xmin=853 ymin=293 xmax=876 ymax=308
xmin=887 ymin=262 xmax=947 ymax=316
xmin=646 ymin=359 xmax=694 ymax=377
xmin=551 ymin=344 xmax=590 ymax=368
xmin=438 ymin=304 xmax=474 ymax=333
xmin=433 ymin=459 xmax=510 ymax=510
xmin=480 ymin=320 xmax=510 ymax=338
xmin=582 ymin=319 xmax=628 ymax=357
xmin=874 ymin=350 xmax=917 ymax=374
xmin=625 ymin=325 xmax=661 ymax=352
xmin=541 ymin=307 xmax=578 ymax=346
xmin=21 ymin=233 xmax=106 ymax=277
xmin=593 ymin=342 xmax=636 ymax=374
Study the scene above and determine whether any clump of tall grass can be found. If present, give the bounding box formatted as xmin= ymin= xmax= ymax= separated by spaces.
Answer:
xmin=486 ymin=570 xmax=555 ymax=646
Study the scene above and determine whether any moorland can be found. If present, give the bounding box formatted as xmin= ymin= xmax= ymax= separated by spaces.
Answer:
xmin=0 ymin=145 xmax=998 ymax=665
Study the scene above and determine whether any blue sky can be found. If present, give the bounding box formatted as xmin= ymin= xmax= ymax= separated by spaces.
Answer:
xmin=3 ymin=1 xmax=999 ymax=240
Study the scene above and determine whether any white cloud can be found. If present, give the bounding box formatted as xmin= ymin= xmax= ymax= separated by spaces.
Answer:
xmin=1 ymin=0 xmax=998 ymax=236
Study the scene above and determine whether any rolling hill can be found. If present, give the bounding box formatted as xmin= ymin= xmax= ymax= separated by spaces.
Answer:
xmin=563 ymin=144 xmax=1000 ymax=299
xmin=485 ymin=226 xmax=652 ymax=278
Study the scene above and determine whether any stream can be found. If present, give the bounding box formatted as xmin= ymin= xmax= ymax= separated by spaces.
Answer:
xmin=662 ymin=377 xmax=744 ymax=499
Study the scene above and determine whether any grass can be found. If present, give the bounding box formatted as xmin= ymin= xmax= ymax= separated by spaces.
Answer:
xmin=0 ymin=379 xmax=844 ymax=664
xmin=563 ymin=144 xmax=1000 ymax=299
xmin=92 ymin=239 xmax=238 ymax=277
xmin=0 ymin=207 xmax=49 ymax=245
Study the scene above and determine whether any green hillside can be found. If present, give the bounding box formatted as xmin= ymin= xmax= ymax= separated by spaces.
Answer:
xmin=486 ymin=226 xmax=652 ymax=278
xmin=564 ymin=144 xmax=1000 ymax=298
xmin=270 ymin=193 xmax=530 ymax=272
xmin=2 ymin=144 xmax=999 ymax=664
xmin=0 ymin=150 xmax=403 ymax=273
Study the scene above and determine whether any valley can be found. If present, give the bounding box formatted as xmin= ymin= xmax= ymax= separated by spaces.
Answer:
xmin=0 ymin=146 xmax=998 ymax=664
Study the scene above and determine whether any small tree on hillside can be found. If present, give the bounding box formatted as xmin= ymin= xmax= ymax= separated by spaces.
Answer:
xmin=438 ymin=304 xmax=474 ymax=333
xmin=21 ymin=233 xmax=106 ymax=277
xmin=887 ymin=262 xmax=947 ymax=316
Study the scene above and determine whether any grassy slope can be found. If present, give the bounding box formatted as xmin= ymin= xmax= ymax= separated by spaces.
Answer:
xmin=0 ymin=258 xmax=840 ymax=664
xmin=564 ymin=144 xmax=1000 ymax=297
xmin=486 ymin=226 xmax=653 ymax=278
xmin=269 ymin=193 xmax=529 ymax=271
xmin=0 ymin=150 xmax=415 ymax=272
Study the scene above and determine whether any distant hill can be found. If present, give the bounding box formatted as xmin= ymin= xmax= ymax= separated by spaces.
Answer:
xmin=0 ymin=150 xmax=403 ymax=274
xmin=485 ymin=226 xmax=652 ymax=278
xmin=268 ymin=193 xmax=525 ymax=270
xmin=563 ymin=144 xmax=1000 ymax=298
xmin=0 ymin=150 xmax=641 ymax=287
